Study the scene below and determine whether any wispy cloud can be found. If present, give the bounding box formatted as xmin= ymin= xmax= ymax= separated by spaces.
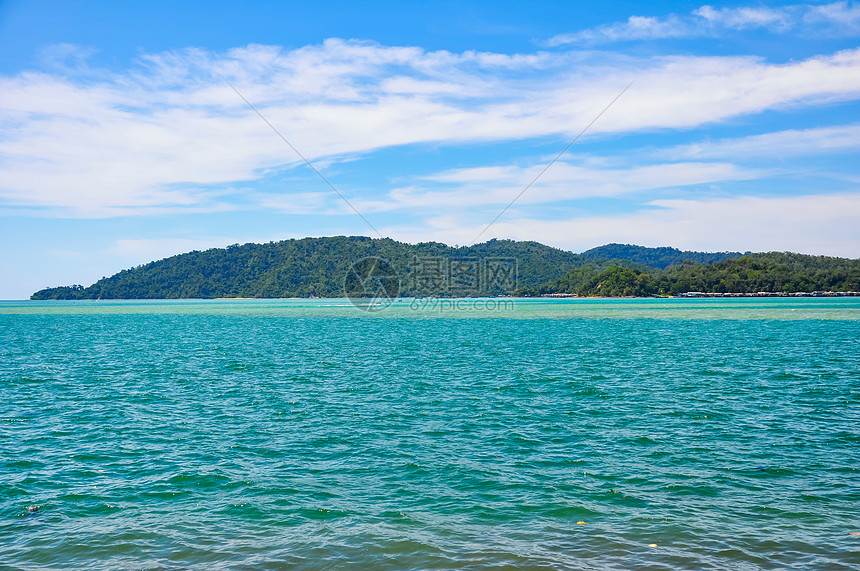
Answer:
xmin=694 ymin=5 xmax=796 ymax=31
xmin=547 ymin=2 xmax=860 ymax=45
xmin=804 ymin=1 xmax=860 ymax=33
xmin=386 ymin=193 xmax=860 ymax=257
xmin=375 ymin=160 xmax=755 ymax=212
xmin=547 ymin=15 xmax=692 ymax=45
xmin=254 ymin=191 xmax=352 ymax=215
xmin=664 ymin=123 xmax=860 ymax=160
xmin=2 ymin=40 xmax=860 ymax=217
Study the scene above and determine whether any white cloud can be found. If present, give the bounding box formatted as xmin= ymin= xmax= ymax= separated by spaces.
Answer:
xmin=805 ymin=1 xmax=860 ymax=34
xmin=548 ymin=2 xmax=860 ymax=45
xmin=543 ymin=11 xmax=689 ymax=45
xmin=1 ymin=41 xmax=860 ymax=217
xmin=663 ymin=123 xmax=860 ymax=160
xmin=547 ymin=15 xmax=691 ymax=45
xmin=254 ymin=191 xmax=352 ymax=215
xmin=694 ymin=5 xmax=795 ymax=31
xmin=386 ymin=193 xmax=860 ymax=257
xmin=375 ymin=161 xmax=754 ymax=212
xmin=586 ymin=50 xmax=860 ymax=133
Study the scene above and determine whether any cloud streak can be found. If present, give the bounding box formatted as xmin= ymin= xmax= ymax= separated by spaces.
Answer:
xmin=375 ymin=161 xmax=756 ymax=213
xmin=385 ymin=192 xmax=860 ymax=257
xmin=547 ymin=2 xmax=860 ymax=45
xmin=2 ymin=39 xmax=860 ymax=218
xmin=664 ymin=123 xmax=860 ymax=160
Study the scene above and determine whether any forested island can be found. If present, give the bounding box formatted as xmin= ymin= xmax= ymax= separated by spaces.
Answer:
xmin=30 ymin=237 xmax=859 ymax=299
xmin=521 ymin=252 xmax=860 ymax=297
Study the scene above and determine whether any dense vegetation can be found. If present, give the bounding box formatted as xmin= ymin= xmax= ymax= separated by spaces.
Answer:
xmin=32 ymin=237 xmax=592 ymax=299
xmin=31 ymin=238 xmax=859 ymax=300
xmin=522 ymin=252 xmax=860 ymax=296
xmin=580 ymin=243 xmax=743 ymax=269
xmin=656 ymin=252 xmax=860 ymax=295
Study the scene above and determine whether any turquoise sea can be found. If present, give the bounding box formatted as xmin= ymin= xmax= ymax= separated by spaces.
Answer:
xmin=2 ymin=298 xmax=859 ymax=569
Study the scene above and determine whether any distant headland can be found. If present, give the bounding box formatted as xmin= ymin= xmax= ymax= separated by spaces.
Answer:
xmin=30 ymin=237 xmax=859 ymax=299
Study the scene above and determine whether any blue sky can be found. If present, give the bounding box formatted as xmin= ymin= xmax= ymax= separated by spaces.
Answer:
xmin=1 ymin=0 xmax=859 ymax=299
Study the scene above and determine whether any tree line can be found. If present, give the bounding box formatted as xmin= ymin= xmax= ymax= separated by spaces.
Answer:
xmin=30 ymin=238 xmax=857 ymax=300
xmin=518 ymin=252 xmax=860 ymax=297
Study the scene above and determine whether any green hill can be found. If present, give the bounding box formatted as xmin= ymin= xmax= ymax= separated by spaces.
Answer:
xmin=31 ymin=237 xmax=592 ymax=299
xmin=537 ymin=252 xmax=860 ymax=296
xmin=31 ymin=238 xmax=857 ymax=300
xmin=581 ymin=243 xmax=743 ymax=269
xmin=656 ymin=252 xmax=860 ymax=295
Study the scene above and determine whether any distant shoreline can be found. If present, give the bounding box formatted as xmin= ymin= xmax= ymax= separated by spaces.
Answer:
xmin=19 ymin=293 xmax=860 ymax=302
xmin=29 ymin=237 xmax=859 ymax=301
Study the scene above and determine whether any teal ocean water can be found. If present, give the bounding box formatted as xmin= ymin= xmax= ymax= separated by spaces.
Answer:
xmin=2 ymin=298 xmax=859 ymax=569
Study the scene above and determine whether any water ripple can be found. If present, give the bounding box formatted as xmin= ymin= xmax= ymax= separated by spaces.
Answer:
xmin=1 ymin=299 xmax=859 ymax=569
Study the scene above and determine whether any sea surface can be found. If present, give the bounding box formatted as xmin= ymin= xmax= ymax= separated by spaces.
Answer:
xmin=1 ymin=298 xmax=859 ymax=570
